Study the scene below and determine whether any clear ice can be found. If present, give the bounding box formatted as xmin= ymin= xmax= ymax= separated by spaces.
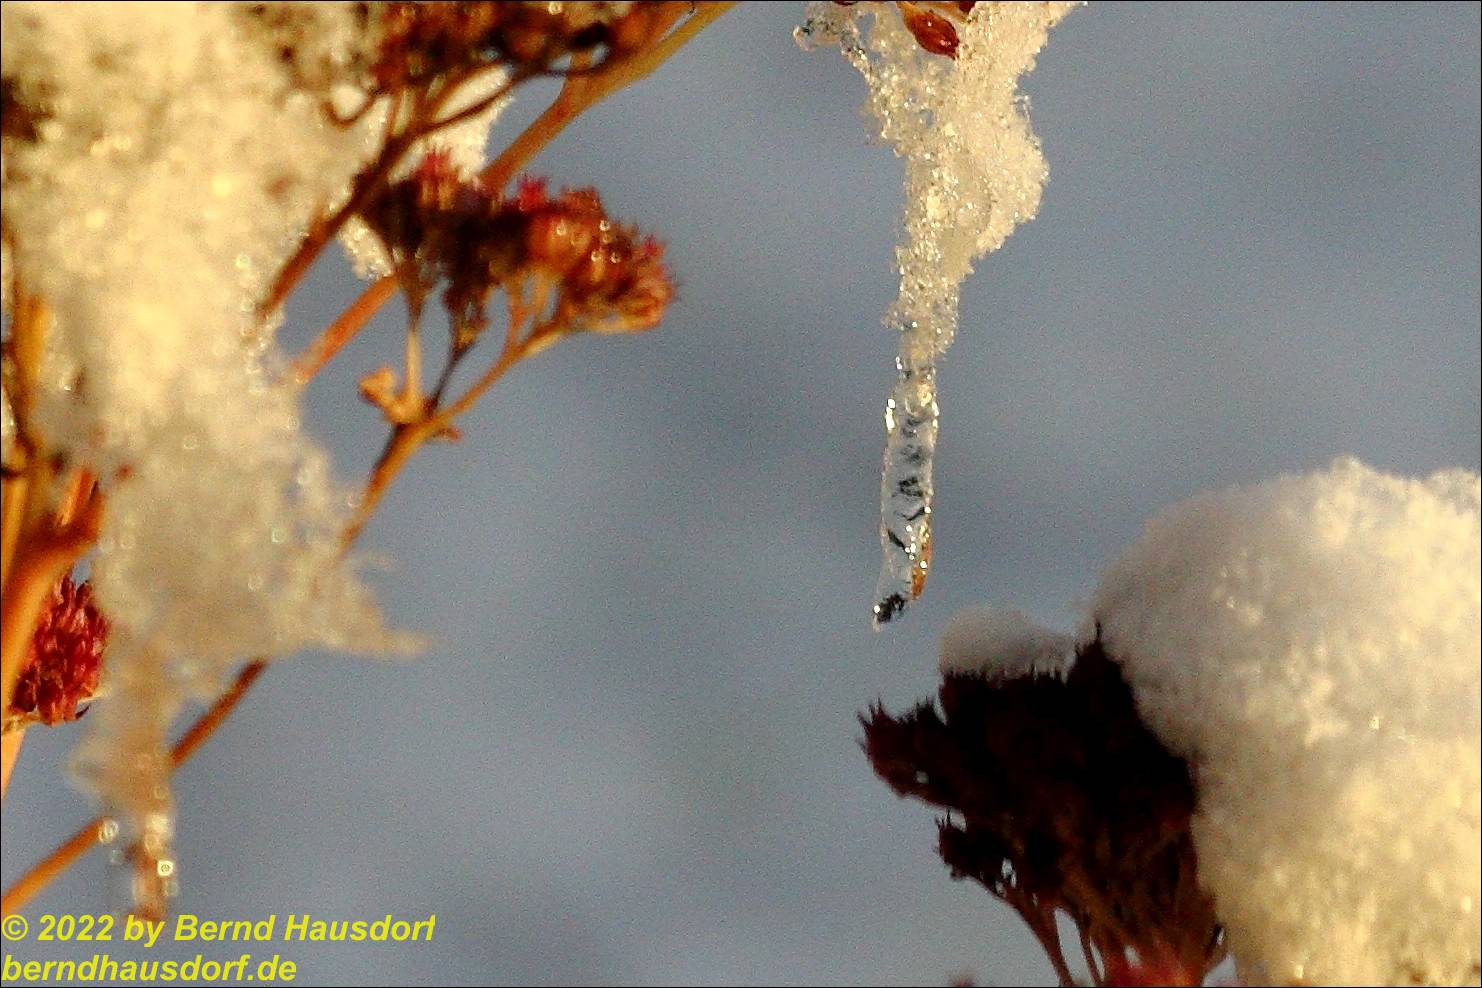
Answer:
xmin=797 ymin=1 xmax=1076 ymax=626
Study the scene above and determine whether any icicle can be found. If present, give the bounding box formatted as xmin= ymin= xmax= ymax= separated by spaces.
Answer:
xmin=798 ymin=2 xmax=1076 ymax=626
xmin=875 ymin=355 xmax=938 ymax=624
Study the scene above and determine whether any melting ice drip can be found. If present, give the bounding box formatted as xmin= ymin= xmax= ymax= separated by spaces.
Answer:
xmin=797 ymin=2 xmax=1075 ymax=626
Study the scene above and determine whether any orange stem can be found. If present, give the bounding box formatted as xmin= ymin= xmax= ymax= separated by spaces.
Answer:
xmin=289 ymin=275 xmax=399 ymax=387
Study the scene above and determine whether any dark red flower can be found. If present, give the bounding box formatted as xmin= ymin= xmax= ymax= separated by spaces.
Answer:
xmin=863 ymin=637 xmax=1224 ymax=986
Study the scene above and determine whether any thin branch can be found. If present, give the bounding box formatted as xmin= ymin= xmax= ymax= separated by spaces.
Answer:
xmin=264 ymin=61 xmax=535 ymax=324
xmin=288 ymin=276 xmax=399 ymax=387
xmin=1080 ymin=922 xmax=1105 ymax=986
xmin=1 ymin=292 xmax=49 ymax=593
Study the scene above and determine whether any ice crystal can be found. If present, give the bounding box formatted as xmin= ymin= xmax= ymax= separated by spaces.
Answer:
xmin=798 ymin=1 xmax=1075 ymax=625
xmin=2 ymin=1 xmax=411 ymax=902
xmin=1093 ymin=458 xmax=1482 ymax=985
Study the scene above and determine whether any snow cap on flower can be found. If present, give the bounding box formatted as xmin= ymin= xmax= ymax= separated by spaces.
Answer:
xmin=867 ymin=637 xmax=1223 ymax=986
xmin=1092 ymin=457 xmax=1481 ymax=985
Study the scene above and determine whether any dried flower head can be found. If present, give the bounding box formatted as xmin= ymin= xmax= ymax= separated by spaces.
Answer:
xmin=863 ymin=637 xmax=1224 ymax=987
xmin=371 ymin=1 xmax=659 ymax=91
xmin=359 ymin=155 xmax=672 ymax=348
xmin=6 ymin=576 xmax=107 ymax=732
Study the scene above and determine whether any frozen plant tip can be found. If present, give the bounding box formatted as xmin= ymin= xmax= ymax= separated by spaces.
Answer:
xmin=797 ymin=0 xmax=1076 ymax=626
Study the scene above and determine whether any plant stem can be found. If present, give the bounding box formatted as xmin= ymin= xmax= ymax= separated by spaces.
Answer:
xmin=1 ymin=732 xmax=22 ymax=801
xmin=1 ymin=292 xmax=49 ymax=593
xmin=482 ymin=2 xmax=734 ymax=190
xmin=289 ymin=276 xmax=400 ymax=387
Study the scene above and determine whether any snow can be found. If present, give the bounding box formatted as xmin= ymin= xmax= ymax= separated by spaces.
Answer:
xmin=797 ymin=1 xmax=1076 ymax=626
xmin=2 ymin=1 xmax=410 ymax=890
xmin=1091 ymin=457 xmax=1481 ymax=985
xmin=939 ymin=604 xmax=1075 ymax=679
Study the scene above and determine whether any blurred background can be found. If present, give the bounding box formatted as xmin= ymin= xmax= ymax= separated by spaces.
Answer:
xmin=4 ymin=3 xmax=1479 ymax=984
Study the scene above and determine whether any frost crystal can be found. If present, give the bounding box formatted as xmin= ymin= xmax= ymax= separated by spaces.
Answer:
xmin=798 ymin=1 xmax=1075 ymax=626
xmin=1093 ymin=458 xmax=1482 ymax=985
xmin=2 ymin=1 xmax=410 ymax=898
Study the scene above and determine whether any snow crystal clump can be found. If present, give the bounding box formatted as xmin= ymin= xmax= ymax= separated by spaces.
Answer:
xmin=797 ymin=1 xmax=1076 ymax=626
xmin=2 ymin=1 xmax=410 ymax=874
xmin=1092 ymin=458 xmax=1481 ymax=985
xmin=939 ymin=605 xmax=1075 ymax=679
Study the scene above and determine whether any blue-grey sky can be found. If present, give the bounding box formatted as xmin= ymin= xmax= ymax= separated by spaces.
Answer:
xmin=4 ymin=3 xmax=1479 ymax=985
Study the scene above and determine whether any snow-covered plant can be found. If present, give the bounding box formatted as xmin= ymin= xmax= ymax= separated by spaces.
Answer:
xmin=2 ymin=0 xmax=706 ymax=917
xmin=871 ymin=459 xmax=1481 ymax=986
xmin=7 ymin=6 xmax=1472 ymax=987
xmin=865 ymin=633 xmax=1224 ymax=986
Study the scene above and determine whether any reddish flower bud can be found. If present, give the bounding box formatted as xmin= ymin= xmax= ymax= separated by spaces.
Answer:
xmin=832 ymin=1 xmax=979 ymax=59
xmin=559 ymin=222 xmax=673 ymax=335
xmin=512 ymin=175 xmax=550 ymax=213
xmin=413 ymin=150 xmax=467 ymax=213
xmin=597 ymin=235 xmax=673 ymax=333
xmin=7 ymin=576 xmax=107 ymax=730
xmin=525 ymin=207 xmax=601 ymax=278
